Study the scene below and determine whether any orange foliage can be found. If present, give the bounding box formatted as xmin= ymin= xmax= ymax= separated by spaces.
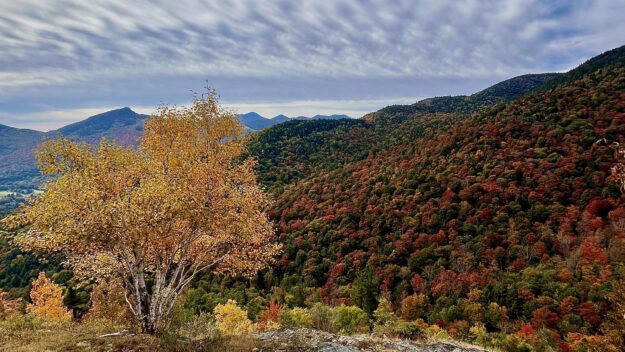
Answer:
xmin=28 ymin=272 xmax=72 ymax=322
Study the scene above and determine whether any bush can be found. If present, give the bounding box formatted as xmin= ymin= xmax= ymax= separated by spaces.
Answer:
xmin=373 ymin=297 xmax=396 ymax=327
xmin=213 ymin=300 xmax=254 ymax=336
xmin=177 ymin=312 xmax=219 ymax=340
xmin=375 ymin=320 xmax=424 ymax=340
xmin=0 ymin=313 xmax=42 ymax=332
xmin=309 ymin=303 xmax=336 ymax=332
xmin=424 ymin=324 xmax=452 ymax=341
xmin=400 ymin=294 xmax=427 ymax=321
xmin=332 ymin=305 xmax=369 ymax=335
xmin=83 ymin=281 xmax=133 ymax=326
xmin=0 ymin=290 xmax=22 ymax=320
xmin=28 ymin=272 xmax=72 ymax=323
xmin=278 ymin=307 xmax=313 ymax=328
xmin=257 ymin=302 xmax=282 ymax=331
xmin=470 ymin=325 xmax=532 ymax=352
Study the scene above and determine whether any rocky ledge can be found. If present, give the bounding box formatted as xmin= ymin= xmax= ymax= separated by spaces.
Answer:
xmin=254 ymin=328 xmax=487 ymax=352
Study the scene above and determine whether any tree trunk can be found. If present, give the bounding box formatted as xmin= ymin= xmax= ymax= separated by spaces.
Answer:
xmin=126 ymin=267 xmax=179 ymax=335
xmin=127 ymin=267 xmax=162 ymax=334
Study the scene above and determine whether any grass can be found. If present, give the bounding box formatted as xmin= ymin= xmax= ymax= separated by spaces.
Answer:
xmin=0 ymin=317 xmax=258 ymax=352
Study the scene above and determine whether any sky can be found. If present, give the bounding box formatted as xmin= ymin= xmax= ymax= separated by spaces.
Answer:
xmin=1 ymin=0 xmax=624 ymax=131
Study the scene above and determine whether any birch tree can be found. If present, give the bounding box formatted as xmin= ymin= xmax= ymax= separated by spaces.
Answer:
xmin=3 ymin=91 xmax=280 ymax=334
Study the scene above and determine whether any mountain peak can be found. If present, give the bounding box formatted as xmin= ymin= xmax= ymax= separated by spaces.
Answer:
xmin=53 ymin=107 xmax=149 ymax=142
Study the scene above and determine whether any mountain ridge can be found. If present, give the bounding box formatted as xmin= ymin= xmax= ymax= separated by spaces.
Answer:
xmin=0 ymin=108 xmax=150 ymax=191
xmin=238 ymin=112 xmax=350 ymax=131
xmin=0 ymin=108 xmax=351 ymax=191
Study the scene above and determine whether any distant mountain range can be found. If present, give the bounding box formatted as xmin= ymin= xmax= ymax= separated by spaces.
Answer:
xmin=238 ymin=112 xmax=350 ymax=131
xmin=0 ymin=108 xmax=348 ymax=191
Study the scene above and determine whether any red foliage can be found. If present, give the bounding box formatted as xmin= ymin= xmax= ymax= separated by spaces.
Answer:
xmin=584 ymin=198 xmax=615 ymax=218
xmin=557 ymin=296 xmax=578 ymax=316
xmin=410 ymin=274 xmax=426 ymax=294
xmin=579 ymin=302 xmax=601 ymax=326
xmin=579 ymin=236 xmax=609 ymax=266
xmin=516 ymin=323 xmax=535 ymax=339
xmin=531 ymin=307 xmax=560 ymax=328
xmin=257 ymin=301 xmax=282 ymax=331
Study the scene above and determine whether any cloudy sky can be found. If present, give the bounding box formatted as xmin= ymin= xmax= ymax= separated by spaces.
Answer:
xmin=1 ymin=0 xmax=624 ymax=130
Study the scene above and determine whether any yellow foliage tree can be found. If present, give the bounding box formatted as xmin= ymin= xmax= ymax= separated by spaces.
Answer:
xmin=4 ymin=90 xmax=280 ymax=334
xmin=214 ymin=299 xmax=255 ymax=336
xmin=28 ymin=272 xmax=72 ymax=322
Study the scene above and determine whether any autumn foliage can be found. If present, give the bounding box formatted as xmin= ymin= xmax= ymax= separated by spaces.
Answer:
xmin=0 ymin=289 xmax=22 ymax=319
xmin=214 ymin=299 xmax=255 ymax=336
xmin=250 ymin=61 xmax=625 ymax=351
xmin=27 ymin=272 xmax=71 ymax=322
xmin=4 ymin=90 xmax=279 ymax=333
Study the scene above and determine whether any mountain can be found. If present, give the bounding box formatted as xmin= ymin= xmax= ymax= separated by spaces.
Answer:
xmin=0 ymin=108 xmax=349 ymax=192
xmin=295 ymin=114 xmax=351 ymax=121
xmin=244 ymin=45 xmax=625 ymax=350
xmin=0 ymin=108 xmax=149 ymax=191
xmin=52 ymin=107 xmax=149 ymax=145
xmin=0 ymin=125 xmax=45 ymax=190
xmin=0 ymin=124 xmax=44 ymax=154
xmin=537 ymin=44 xmax=625 ymax=92
xmin=374 ymin=73 xmax=560 ymax=119
xmin=239 ymin=112 xmax=283 ymax=130
xmin=2 ymin=44 xmax=625 ymax=350
xmin=246 ymin=72 xmax=564 ymax=194
xmin=238 ymin=112 xmax=350 ymax=131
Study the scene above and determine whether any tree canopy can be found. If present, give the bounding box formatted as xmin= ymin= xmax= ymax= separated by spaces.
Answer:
xmin=3 ymin=91 xmax=280 ymax=333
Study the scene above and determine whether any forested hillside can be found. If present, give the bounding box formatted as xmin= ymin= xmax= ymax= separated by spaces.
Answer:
xmin=377 ymin=73 xmax=560 ymax=117
xmin=246 ymin=73 xmax=559 ymax=194
xmin=246 ymin=49 xmax=625 ymax=350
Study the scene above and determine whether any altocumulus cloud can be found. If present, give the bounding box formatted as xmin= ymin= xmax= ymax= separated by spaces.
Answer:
xmin=0 ymin=0 xmax=624 ymax=129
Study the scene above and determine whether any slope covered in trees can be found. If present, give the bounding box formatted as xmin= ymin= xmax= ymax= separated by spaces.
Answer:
xmin=246 ymin=72 xmax=567 ymax=194
xmin=375 ymin=73 xmax=560 ymax=118
xmin=260 ymin=59 xmax=625 ymax=349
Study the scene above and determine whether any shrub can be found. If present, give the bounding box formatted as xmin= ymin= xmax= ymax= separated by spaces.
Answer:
xmin=213 ymin=300 xmax=254 ymax=336
xmin=373 ymin=297 xmax=396 ymax=327
xmin=424 ymin=324 xmax=451 ymax=340
xmin=332 ymin=305 xmax=369 ymax=335
xmin=167 ymin=295 xmax=197 ymax=333
xmin=470 ymin=325 xmax=533 ymax=352
xmin=375 ymin=320 xmax=424 ymax=339
xmin=178 ymin=312 xmax=219 ymax=340
xmin=0 ymin=290 xmax=22 ymax=320
xmin=257 ymin=301 xmax=282 ymax=331
xmin=0 ymin=313 xmax=42 ymax=332
xmin=485 ymin=302 xmax=509 ymax=331
xmin=279 ymin=307 xmax=313 ymax=328
xmin=309 ymin=303 xmax=336 ymax=332
xmin=27 ymin=272 xmax=72 ymax=323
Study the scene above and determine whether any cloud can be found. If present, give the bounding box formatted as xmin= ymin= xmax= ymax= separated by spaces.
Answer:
xmin=1 ymin=0 xmax=624 ymax=128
